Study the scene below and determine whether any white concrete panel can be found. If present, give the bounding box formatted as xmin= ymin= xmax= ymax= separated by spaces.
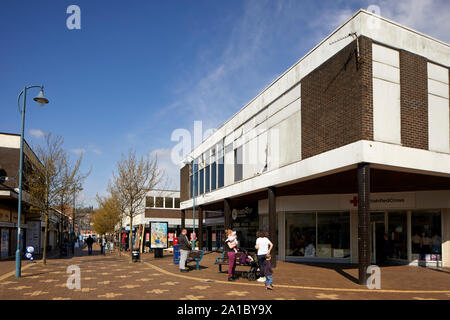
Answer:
xmin=372 ymin=43 xmax=399 ymax=68
xmin=267 ymin=98 xmax=301 ymax=130
xmin=276 ymin=111 xmax=302 ymax=167
xmin=0 ymin=134 xmax=19 ymax=149
xmin=428 ymin=94 xmax=450 ymax=153
xmin=224 ymin=150 xmax=234 ymax=186
xmin=428 ymin=79 xmax=449 ymax=99
xmin=372 ymin=61 xmax=400 ymax=83
xmin=373 ymin=78 xmax=401 ymax=144
xmin=428 ymin=63 xmax=449 ymax=84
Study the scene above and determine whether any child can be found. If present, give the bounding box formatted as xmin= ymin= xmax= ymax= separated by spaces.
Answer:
xmin=264 ymin=253 xmax=273 ymax=290
xmin=227 ymin=231 xmax=239 ymax=253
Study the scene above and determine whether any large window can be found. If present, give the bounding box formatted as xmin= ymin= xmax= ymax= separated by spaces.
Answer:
xmin=174 ymin=198 xmax=180 ymax=208
xmin=286 ymin=212 xmax=350 ymax=258
xmin=165 ymin=197 xmax=173 ymax=208
xmin=234 ymin=146 xmax=243 ymax=182
xmin=155 ymin=197 xmax=164 ymax=208
xmin=145 ymin=196 xmax=154 ymax=208
xmin=387 ymin=212 xmax=407 ymax=260
xmin=218 ymin=157 xmax=224 ymax=188
xmin=211 ymin=162 xmax=217 ymax=191
xmin=199 ymin=169 xmax=204 ymax=194
xmin=411 ymin=210 xmax=442 ymax=260
xmin=205 ymin=166 xmax=210 ymax=193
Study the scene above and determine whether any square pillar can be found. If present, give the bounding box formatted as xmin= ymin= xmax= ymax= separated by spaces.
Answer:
xmin=268 ymin=187 xmax=277 ymax=267
xmin=198 ymin=206 xmax=203 ymax=250
xmin=442 ymin=208 xmax=450 ymax=268
xmin=224 ymin=198 xmax=231 ymax=230
xmin=357 ymin=163 xmax=371 ymax=285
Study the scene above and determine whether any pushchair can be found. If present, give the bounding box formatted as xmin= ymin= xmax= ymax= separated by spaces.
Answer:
xmin=237 ymin=249 xmax=259 ymax=281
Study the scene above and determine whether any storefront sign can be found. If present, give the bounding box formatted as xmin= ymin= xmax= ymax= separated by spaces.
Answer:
xmin=342 ymin=193 xmax=415 ymax=210
xmin=1 ymin=229 xmax=9 ymax=257
xmin=150 ymin=222 xmax=168 ymax=249
xmin=11 ymin=211 xmax=25 ymax=224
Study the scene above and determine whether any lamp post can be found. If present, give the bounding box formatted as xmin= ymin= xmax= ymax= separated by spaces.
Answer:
xmin=184 ymin=156 xmax=197 ymax=249
xmin=15 ymin=85 xmax=49 ymax=278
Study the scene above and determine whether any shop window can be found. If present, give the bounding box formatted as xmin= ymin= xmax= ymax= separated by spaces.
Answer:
xmin=155 ymin=197 xmax=164 ymax=208
xmin=286 ymin=212 xmax=316 ymax=257
xmin=317 ymin=212 xmax=350 ymax=258
xmin=387 ymin=212 xmax=407 ymax=260
xmin=165 ymin=197 xmax=173 ymax=208
xmin=211 ymin=162 xmax=217 ymax=191
xmin=194 ymin=171 xmax=199 ymax=197
xmin=174 ymin=198 xmax=180 ymax=208
xmin=145 ymin=196 xmax=154 ymax=208
xmin=189 ymin=174 xmax=193 ymax=198
xmin=411 ymin=210 xmax=442 ymax=261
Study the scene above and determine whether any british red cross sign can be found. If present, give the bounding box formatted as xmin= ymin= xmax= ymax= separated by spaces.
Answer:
xmin=350 ymin=196 xmax=358 ymax=207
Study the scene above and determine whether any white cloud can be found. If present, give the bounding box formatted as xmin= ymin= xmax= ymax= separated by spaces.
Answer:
xmin=71 ymin=148 xmax=86 ymax=155
xmin=92 ymin=148 xmax=102 ymax=155
xmin=149 ymin=148 xmax=179 ymax=190
xmin=29 ymin=129 xmax=45 ymax=138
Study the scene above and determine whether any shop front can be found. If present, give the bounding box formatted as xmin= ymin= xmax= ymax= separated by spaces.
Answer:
xmin=259 ymin=191 xmax=449 ymax=267
xmin=204 ymin=210 xmax=225 ymax=251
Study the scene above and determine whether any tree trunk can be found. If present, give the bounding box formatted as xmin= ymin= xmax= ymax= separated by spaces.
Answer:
xmin=42 ymin=209 xmax=49 ymax=264
xmin=129 ymin=216 xmax=133 ymax=260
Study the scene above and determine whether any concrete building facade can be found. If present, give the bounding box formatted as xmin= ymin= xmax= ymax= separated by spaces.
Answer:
xmin=179 ymin=9 xmax=450 ymax=275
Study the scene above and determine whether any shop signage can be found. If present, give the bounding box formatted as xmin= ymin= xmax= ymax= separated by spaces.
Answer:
xmin=168 ymin=233 xmax=174 ymax=242
xmin=150 ymin=222 xmax=168 ymax=249
xmin=190 ymin=233 xmax=197 ymax=241
xmin=212 ymin=233 xmax=216 ymax=241
xmin=342 ymin=193 xmax=415 ymax=210
xmin=205 ymin=211 xmax=224 ymax=219
xmin=145 ymin=233 xmax=150 ymax=242
xmin=231 ymin=207 xmax=253 ymax=221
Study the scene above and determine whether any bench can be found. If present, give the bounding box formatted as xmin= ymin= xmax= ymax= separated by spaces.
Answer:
xmin=186 ymin=249 xmax=206 ymax=270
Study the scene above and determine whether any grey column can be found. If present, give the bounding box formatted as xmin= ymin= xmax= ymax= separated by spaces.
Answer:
xmin=198 ymin=206 xmax=203 ymax=250
xmin=358 ymin=163 xmax=371 ymax=285
xmin=268 ymin=187 xmax=277 ymax=268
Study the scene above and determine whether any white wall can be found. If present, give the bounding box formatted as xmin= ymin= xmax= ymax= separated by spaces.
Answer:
xmin=427 ymin=62 xmax=449 ymax=153
xmin=372 ymin=43 xmax=401 ymax=144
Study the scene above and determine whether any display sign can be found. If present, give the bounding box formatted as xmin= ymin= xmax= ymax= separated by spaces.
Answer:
xmin=212 ymin=233 xmax=216 ymax=242
xmin=168 ymin=233 xmax=174 ymax=242
xmin=1 ymin=229 xmax=8 ymax=257
xmin=190 ymin=233 xmax=197 ymax=241
xmin=145 ymin=233 xmax=150 ymax=242
xmin=150 ymin=222 xmax=168 ymax=249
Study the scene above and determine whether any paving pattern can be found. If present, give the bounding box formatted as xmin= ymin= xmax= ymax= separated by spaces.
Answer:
xmin=0 ymin=245 xmax=449 ymax=300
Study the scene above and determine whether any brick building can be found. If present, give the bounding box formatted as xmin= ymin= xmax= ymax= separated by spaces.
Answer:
xmin=179 ymin=9 xmax=450 ymax=278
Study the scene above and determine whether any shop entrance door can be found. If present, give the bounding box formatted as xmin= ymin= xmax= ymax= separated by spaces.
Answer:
xmin=370 ymin=212 xmax=385 ymax=265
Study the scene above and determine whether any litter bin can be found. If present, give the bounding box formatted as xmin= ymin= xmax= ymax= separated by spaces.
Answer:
xmin=132 ymin=249 xmax=140 ymax=262
xmin=173 ymin=244 xmax=180 ymax=264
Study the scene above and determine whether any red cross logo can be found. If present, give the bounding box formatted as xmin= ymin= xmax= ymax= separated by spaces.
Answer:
xmin=350 ymin=196 xmax=358 ymax=207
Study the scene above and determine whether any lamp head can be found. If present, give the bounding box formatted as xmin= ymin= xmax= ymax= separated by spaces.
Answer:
xmin=33 ymin=88 xmax=49 ymax=106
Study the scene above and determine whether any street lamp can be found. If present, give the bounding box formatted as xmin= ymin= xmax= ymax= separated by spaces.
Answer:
xmin=184 ymin=155 xmax=200 ymax=249
xmin=15 ymin=85 xmax=49 ymax=278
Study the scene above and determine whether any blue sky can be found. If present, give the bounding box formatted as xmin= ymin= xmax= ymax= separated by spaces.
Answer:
xmin=1 ymin=0 xmax=449 ymax=207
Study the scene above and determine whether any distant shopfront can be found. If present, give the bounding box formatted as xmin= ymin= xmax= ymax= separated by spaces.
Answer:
xmin=258 ymin=191 xmax=448 ymax=267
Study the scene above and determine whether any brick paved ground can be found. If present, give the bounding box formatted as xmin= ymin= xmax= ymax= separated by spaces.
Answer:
xmin=0 ymin=245 xmax=449 ymax=300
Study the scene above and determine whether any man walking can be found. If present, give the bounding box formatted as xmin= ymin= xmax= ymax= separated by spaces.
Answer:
xmin=86 ymin=235 xmax=94 ymax=255
xmin=178 ymin=229 xmax=192 ymax=272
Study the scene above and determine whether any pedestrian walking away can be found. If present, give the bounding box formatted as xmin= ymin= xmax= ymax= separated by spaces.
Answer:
xmin=255 ymin=231 xmax=273 ymax=283
xmin=224 ymin=229 xmax=238 ymax=281
xmin=264 ymin=253 xmax=274 ymax=290
xmin=86 ymin=235 xmax=94 ymax=255
xmin=178 ymin=228 xmax=192 ymax=272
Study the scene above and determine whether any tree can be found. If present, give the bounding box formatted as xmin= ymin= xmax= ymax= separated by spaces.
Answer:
xmin=106 ymin=185 xmax=127 ymax=255
xmin=111 ymin=149 xmax=163 ymax=260
xmin=57 ymin=149 xmax=90 ymax=255
xmin=92 ymin=195 xmax=121 ymax=236
xmin=28 ymin=133 xmax=65 ymax=265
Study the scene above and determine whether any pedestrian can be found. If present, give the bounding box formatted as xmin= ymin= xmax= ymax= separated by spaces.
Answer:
xmin=255 ymin=231 xmax=273 ymax=282
xmin=100 ymin=235 xmax=106 ymax=255
xmin=264 ymin=253 xmax=274 ymax=290
xmin=224 ymin=229 xmax=238 ymax=281
xmin=178 ymin=229 xmax=192 ymax=272
xmin=86 ymin=235 xmax=94 ymax=255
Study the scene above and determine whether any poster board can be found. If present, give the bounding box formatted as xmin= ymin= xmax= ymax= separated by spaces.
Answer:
xmin=1 ymin=229 xmax=9 ymax=257
xmin=150 ymin=222 xmax=168 ymax=249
